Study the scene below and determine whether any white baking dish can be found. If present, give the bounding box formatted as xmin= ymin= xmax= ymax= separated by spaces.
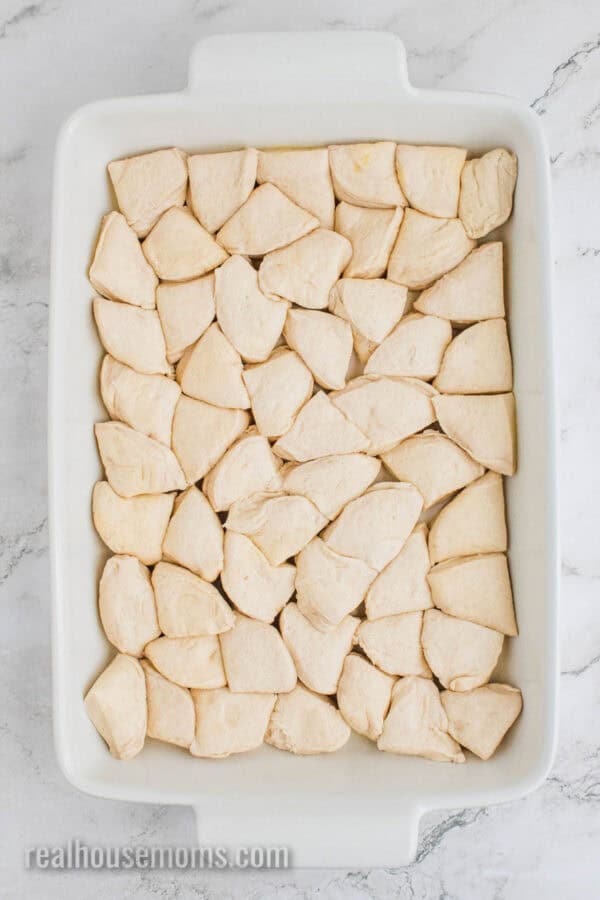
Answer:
xmin=49 ymin=31 xmax=559 ymax=867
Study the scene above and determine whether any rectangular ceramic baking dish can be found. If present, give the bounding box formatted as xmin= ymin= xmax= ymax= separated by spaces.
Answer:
xmin=49 ymin=31 xmax=559 ymax=867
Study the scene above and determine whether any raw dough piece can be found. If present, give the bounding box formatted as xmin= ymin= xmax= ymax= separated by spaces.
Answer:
xmin=141 ymin=659 xmax=195 ymax=749
xmin=365 ymin=523 xmax=432 ymax=619
xmin=428 ymin=553 xmax=516 ymax=636
xmin=377 ymin=676 xmax=464 ymax=762
xmin=219 ymin=614 xmax=297 ymax=693
xmin=387 ymin=208 xmax=475 ymax=290
xmin=176 ymin=323 xmax=250 ymax=409
xmin=108 ymin=148 xmax=188 ymax=237
xmin=188 ymin=148 xmax=258 ymax=233
xmin=162 ymin=486 xmax=224 ymax=582
xmin=421 ymin=609 xmax=504 ymax=691
xmin=93 ymin=296 xmax=171 ymax=376
xmin=171 ymin=395 xmax=250 ymax=483
xmin=273 ymin=391 xmax=369 ymax=462
xmin=221 ymin=532 xmax=295 ymax=623
xmin=203 ymin=428 xmax=282 ymax=512
xmin=100 ymin=355 xmax=180 ymax=445
xmin=415 ymin=243 xmax=504 ymax=322
xmin=329 ymin=278 xmax=408 ymax=361
xmin=434 ymin=319 xmax=513 ymax=393
xmin=98 ymin=555 xmax=160 ymax=656
xmin=95 ymin=421 xmax=186 ymax=497
xmin=156 ymin=274 xmax=215 ymax=364
xmin=259 ymin=228 xmax=352 ymax=310
xmin=365 ymin=313 xmax=452 ymax=380
xmin=215 ymin=255 xmax=288 ymax=362
xmin=334 ymin=203 xmax=403 ymax=278
xmin=459 ymin=149 xmax=518 ymax=238
xmin=329 ymin=142 xmax=405 ymax=208
xmin=216 ymin=183 xmax=318 ymax=256
xmin=280 ymin=603 xmax=359 ymax=694
xmin=355 ymin=612 xmax=431 ymax=677
xmin=441 ymin=683 xmax=523 ymax=759
xmin=257 ymin=148 xmax=335 ymax=227
xmin=284 ymin=308 xmax=353 ymax=390
xmin=242 ymin=348 xmax=313 ymax=439
xmin=145 ymin=636 xmax=226 ymax=689
xmin=266 ymin=684 xmax=351 ymax=754
xmin=280 ymin=453 xmax=381 ymax=519
xmin=381 ymin=430 xmax=485 ymax=509
xmin=142 ymin=207 xmax=228 ymax=281
xmin=433 ymin=393 xmax=517 ymax=475
xmin=225 ymin=492 xmax=327 ymax=566
xmin=151 ymin=561 xmax=235 ymax=637
xmin=89 ymin=212 xmax=158 ymax=308
xmin=337 ymin=653 xmax=395 ymax=740
xmin=190 ymin=688 xmax=276 ymax=757
xmin=395 ymin=145 xmax=466 ymax=218
xmin=92 ymin=481 xmax=174 ymax=565
xmin=428 ymin=471 xmax=507 ymax=563
xmin=84 ymin=654 xmax=147 ymax=760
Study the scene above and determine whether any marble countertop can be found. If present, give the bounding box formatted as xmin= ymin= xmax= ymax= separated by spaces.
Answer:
xmin=1 ymin=0 xmax=599 ymax=896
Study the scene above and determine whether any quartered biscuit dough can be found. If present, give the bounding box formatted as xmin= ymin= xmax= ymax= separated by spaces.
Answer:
xmin=145 ymin=635 xmax=227 ymax=689
xmin=272 ymin=391 xmax=369 ymax=462
xmin=162 ymin=485 xmax=224 ymax=582
xmin=365 ymin=523 xmax=433 ymax=619
xmin=95 ymin=421 xmax=186 ymax=497
xmin=108 ymin=148 xmax=188 ymax=237
xmin=329 ymin=142 xmax=406 ymax=208
xmin=433 ymin=392 xmax=517 ymax=475
xmin=219 ymin=613 xmax=297 ymax=693
xmin=387 ymin=208 xmax=475 ymax=290
xmin=90 ymin=212 xmax=158 ymax=309
xmin=93 ymin=296 xmax=171 ymax=376
xmin=441 ymin=683 xmax=523 ymax=759
xmin=459 ymin=148 xmax=518 ymax=239
xmin=279 ymin=603 xmax=359 ymax=694
xmin=334 ymin=202 xmax=403 ymax=278
xmin=176 ymin=323 xmax=250 ymax=410
xmin=395 ymin=145 xmax=467 ymax=219
xmin=421 ymin=609 xmax=504 ymax=692
xmin=242 ymin=348 xmax=314 ymax=439
xmin=100 ymin=355 xmax=180 ymax=446
xmin=283 ymin=308 xmax=353 ymax=390
xmin=355 ymin=612 xmax=431 ymax=677
xmin=434 ymin=319 xmax=513 ymax=394
xmin=171 ymin=395 xmax=250 ymax=483
xmin=337 ymin=653 xmax=396 ymax=741
xmin=266 ymin=683 xmax=351 ymax=754
xmin=98 ymin=555 xmax=160 ymax=657
xmin=414 ymin=242 xmax=504 ymax=322
xmin=280 ymin=453 xmax=381 ymax=520
xmin=221 ymin=531 xmax=295 ymax=623
xmin=141 ymin=659 xmax=195 ymax=749
xmin=188 ymin=148 xmax=258 ymax=234
xmin=203 ymin=428 xmax=282 ymax=512
xmin=190 ymin=688 xmax=276 ymax=758
xmin=365 ymin=313 xmax=453 ymax=380
xmin=151 ymin=561 xmax=235 ymax=637
xmin=92 ymin=481 xmax=174 ymax=565
xmin=156 ymin=274 xmax=215 ymax=364
xmin=142 ymin=206 xmax=228 ymax=281
xmin=329 ymin=278 xmax=408 ymax=362
xmin=257 ymin=147 xmax=335 ymax=227
xmin=428 ymin=471 xmax=507 ymax=563
xmin=85 ymin=654 xmax=147 ymax=760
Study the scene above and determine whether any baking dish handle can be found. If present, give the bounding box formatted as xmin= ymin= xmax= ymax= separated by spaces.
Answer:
xmin=194 ymin=803 xmax=421 ymax=868
xmin=187 ymin=31 xmax=413 ymax=102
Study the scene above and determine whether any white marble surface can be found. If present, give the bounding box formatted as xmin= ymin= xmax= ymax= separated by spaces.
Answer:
xmin=1 ymin=0 xmax=599 ymax=895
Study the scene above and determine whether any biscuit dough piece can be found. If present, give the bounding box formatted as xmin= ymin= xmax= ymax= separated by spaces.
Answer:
xmin=162 ymin=486 xmax=224 ymax=582
xmin=93 ymin=296 xmax=171 ymax=376
xmin=329 ymin=141 xmax=405 ymax=208
xmin=434 ymin=319 xmax=513 ymax=393
xmin=145 ymin=636 xmax=226 ymax=689
xmin=259 ymin=228 xmax=352 ymax=310
xmin=190 ymin=688 xmax=276 ymax=758
xmin=323 ymin=482 xmax=423 ymax=572
xmin=257 ymin=148 xmax=335 ymax=227
xmin=98 ymin=555 xmax=160 ymax=656
xmin=280 ymin=453 xmax=381 ymax=520
xmin=171 ymin=396 xmax=250 ymax=483
xmin=266 ymin=683 xmax=351 ymax=754
xmin=433 ymin=393 xmax=516 ymax=475
xmin=142 ymin=207 xmax=228 ymax=281
xmin=108 ymin=148 xmax=188 ymax=237
xmin=92 ymin=482 xmax=174 ymax=565
xmin=89 ymin=212 xmax=158 ymax=309
xmin=84 ymin=654 xmax=147 ymax=760
xmin=428 ymin=553 xmax=516 ymax=636
xmin=141 ymin=659 xmax=195 ymax=749
xmin=219 ymin=613 xmax=297 ymax=693
xmin=365 ymin=313 xmax=452 ymax=380
xmin=151 ymin=561 xmax=235 ymax=637
xmin=337 ymin=653 xmax=396 ymax=740
xmin=355 ymin=612 xmax=431 ymax=677
xmin=421 ymin=609 xmax=504 ymax=691
xmin=334 ymin=203 xmax=403 ymax=278
xmin=395 ymin=145 xmax=467 ymax=218
xmin=215 ymin=255 xmax=288 ymax=362
xmin=156 ymin=274 xmax=215 ymax=364
xmin=388 ymin=208 xmax=475 ymax=290
xmin=216 ymin=183 xmax=319 ymax=256
xmin=428 ymin=471 xmax=507 ymax=563
xmin=273 ymin=391 xmax=369 ymax=462
xmin=100 ymin=355 xmax=181 ymax=446
xmin=365 ymin=523 xmax=432 ymax=619
xmin=329 ymin=278 xmax=408 ymax=362
xmin=459 ymin=149 xmax=518 ymax=239
xmin=331 ymin=375 xmax=437 ymax=455
xmin=441 ymin=683 xmax=523 ymax=760
xmin=221 ymin=532 xmax=295 ymax=623
xmin=225 ymin=492 xmax=327 ymax=566
xmin=283 ymin=309 xmax=353 ymax=390
xmin=95 ymin=422 xmax=186 ymax=497
xmin=188 ymin=148 xmax=258 ymax=233
xmin=203 ymin=428 xmax=282 ymax=512
xmin=380 ymin=430 xmax=485 ymax=509
xmin=295 ymin=538 xmax=377 ymax=631
xmin=280 ymin=603 xmax=359 ymax=694
xmin=377 ymin=676 xmax=464 ymax=762
xmin=176 ymin=323 xmax=250 ymax=409
xmin=414 ymin=243 xmax=504 ymax=322
xmin=242 ymin=349 xmax=314 ymax=439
